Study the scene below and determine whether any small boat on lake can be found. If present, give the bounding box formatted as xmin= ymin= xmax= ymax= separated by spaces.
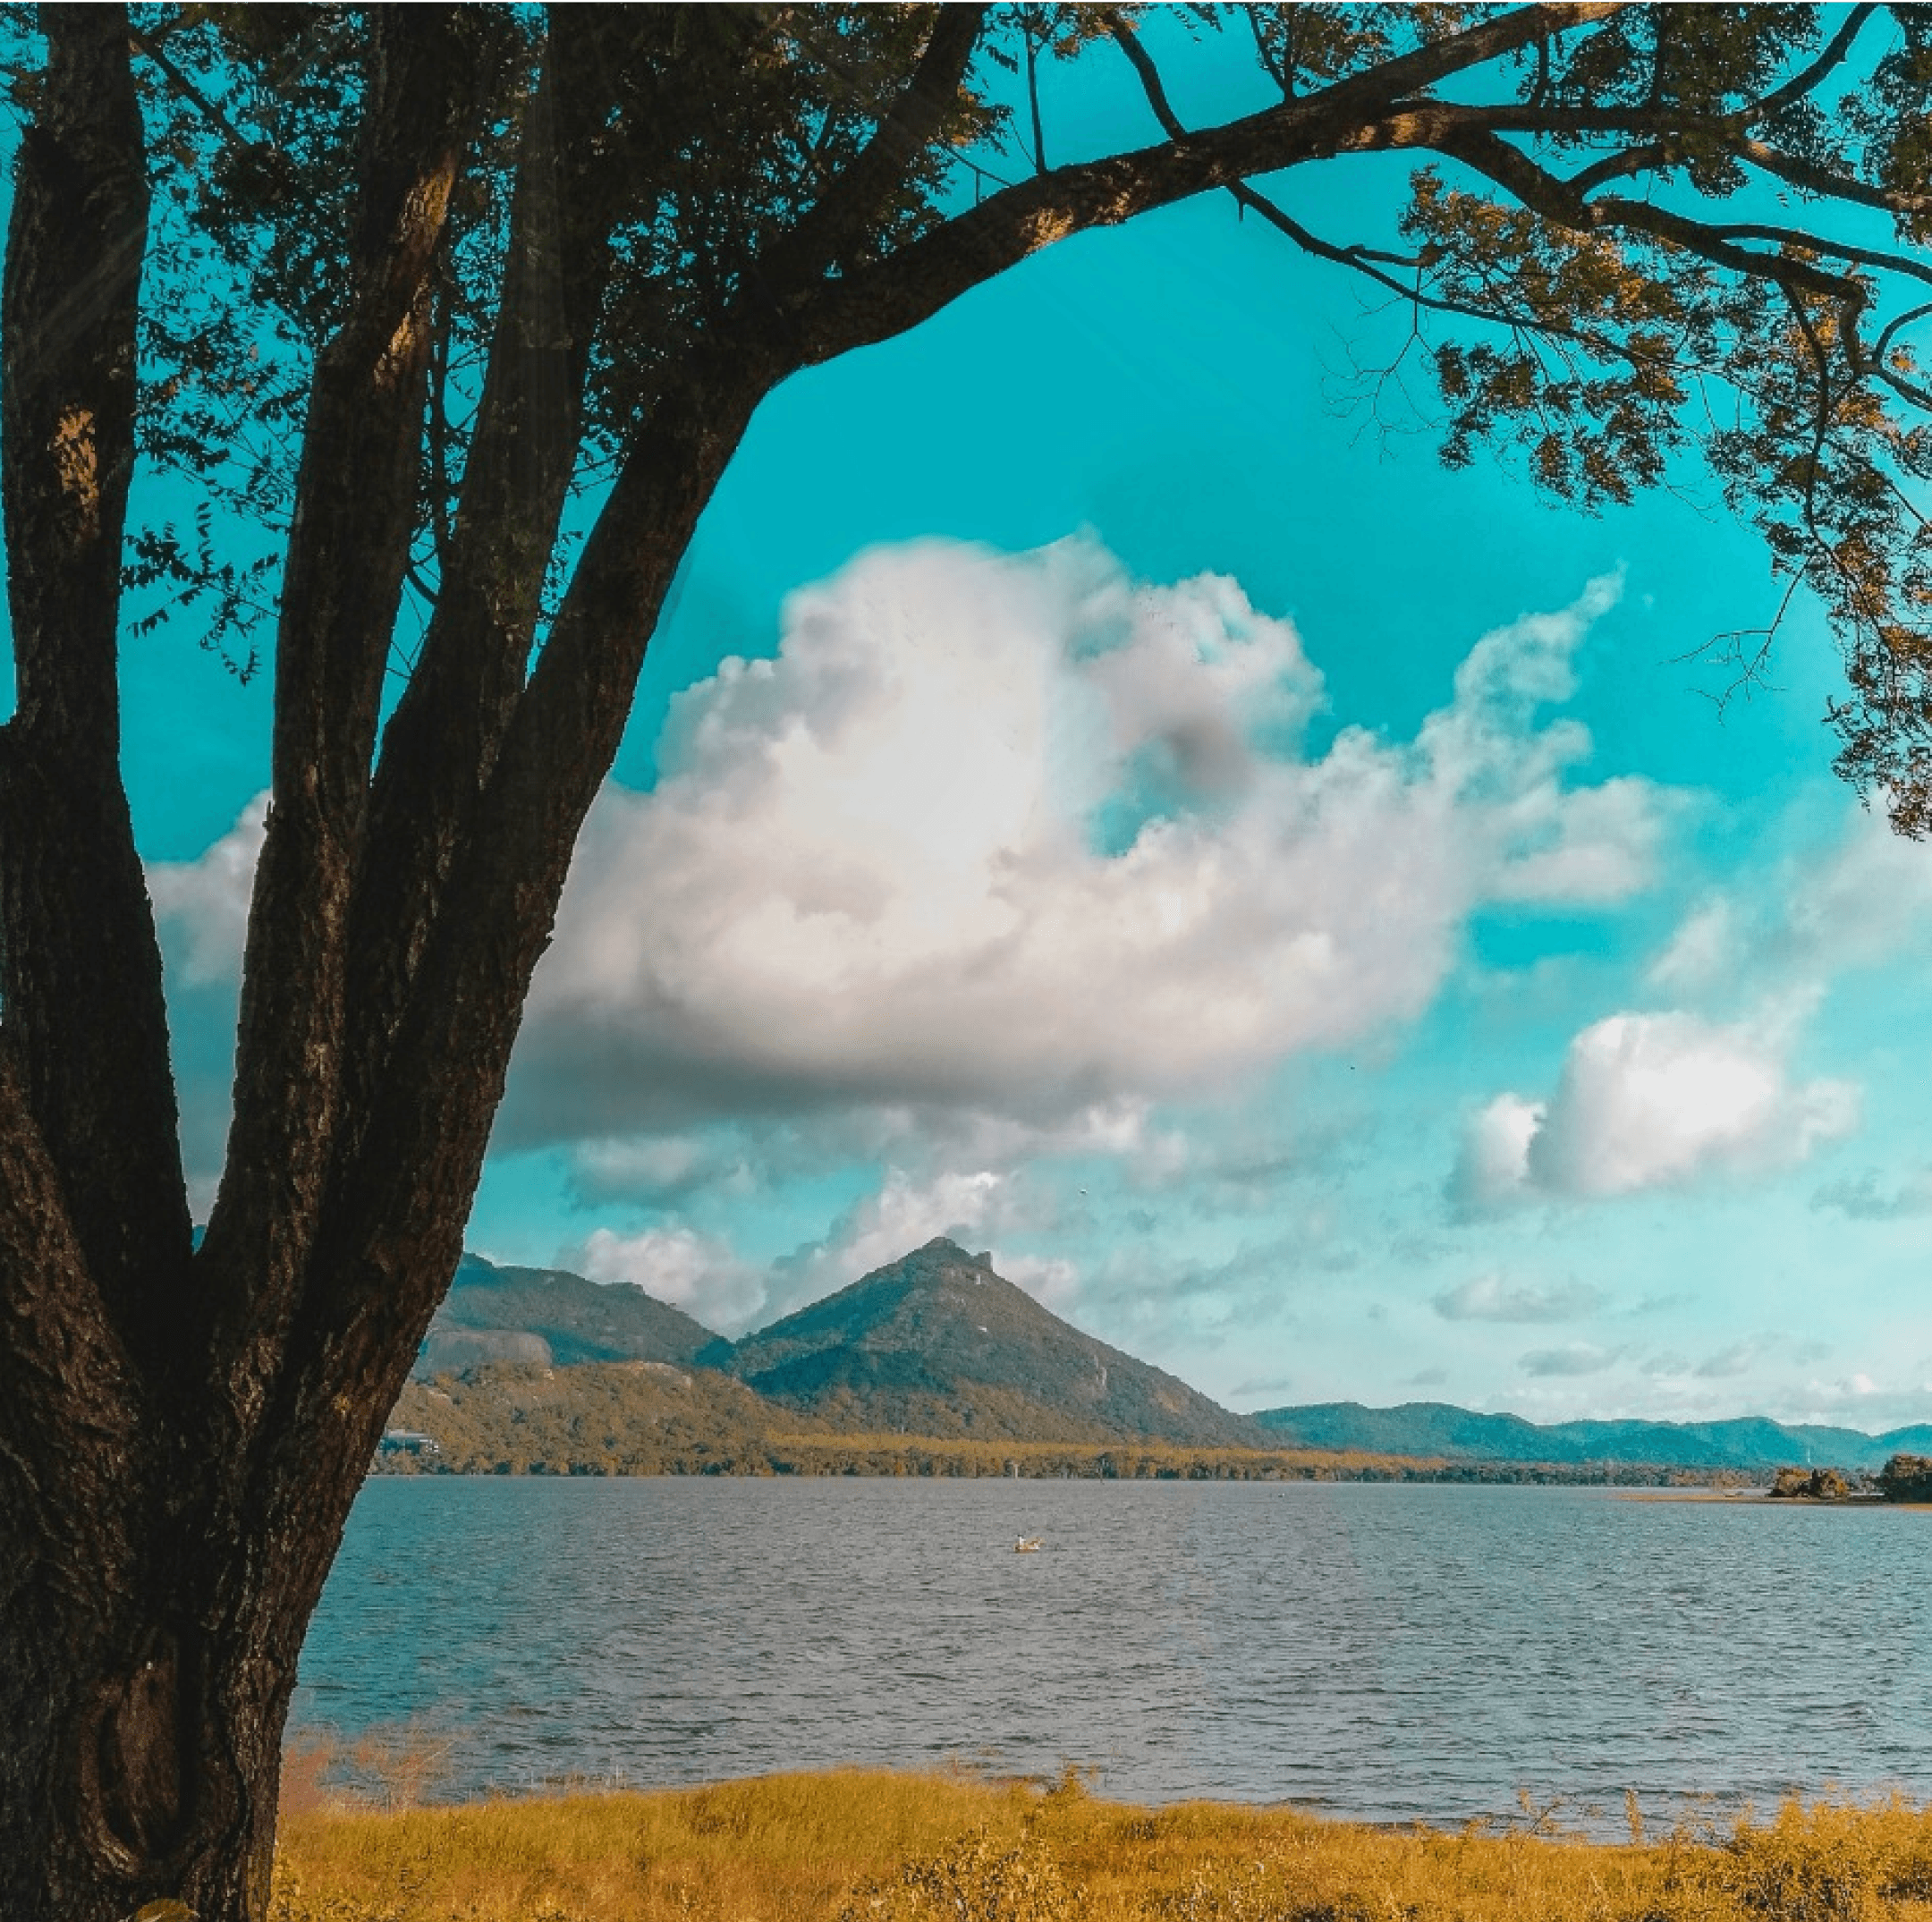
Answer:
xmin=1014 ymin=1537 xmax=1042 ymax=1553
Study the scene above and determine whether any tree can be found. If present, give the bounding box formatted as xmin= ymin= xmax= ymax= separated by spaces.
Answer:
xmin=6 ymin=4 xmax=1932 ymax=1915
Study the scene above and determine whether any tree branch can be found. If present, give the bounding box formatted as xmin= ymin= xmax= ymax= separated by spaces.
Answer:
xmin=1699 ymin=221 xmax=1932 ymax=292
xmin=335 ymin=10 xmax=634 ymax=1192
xmin=127 ymin=21 xmax=258 ymax=162
xmin=1427 ymin=123 xmax=1860 ymax=304
xmin=0 ymin=4 xmax=191 ymax=1384
xmin=200 ymin=8 xmax=479 ymax=1400
xmin=1741 ymin=137 xmax=1932 ymax=219
xmin=1738 ymin=4 xmax=1876 ymax=123
xmin=752 ymin=3 xmax=988 ymax=299
xmin=1106 ymin=15 xmax=1512 ymax=332
xmin=767 ymin=10 xmax=1682 ymax=374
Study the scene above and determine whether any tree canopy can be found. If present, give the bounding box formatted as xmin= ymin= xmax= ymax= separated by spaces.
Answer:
xmin=110 ymin=4 xmax=1932 ymax=828
xmin=7 ymin=7 xmax=1932 ymax=1919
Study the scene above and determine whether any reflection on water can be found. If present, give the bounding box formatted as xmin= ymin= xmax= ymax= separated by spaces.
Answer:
xmin=293 ymin=1479 xmax=1932 ymax=1832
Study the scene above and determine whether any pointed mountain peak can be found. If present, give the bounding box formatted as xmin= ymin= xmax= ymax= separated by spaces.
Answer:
xmin=728 ymin=1241 xmax=1263 ymax=1448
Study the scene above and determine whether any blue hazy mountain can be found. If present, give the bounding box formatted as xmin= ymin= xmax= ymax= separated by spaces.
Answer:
xmin=1250 ymin=1400 xmax=1932 ymax=1472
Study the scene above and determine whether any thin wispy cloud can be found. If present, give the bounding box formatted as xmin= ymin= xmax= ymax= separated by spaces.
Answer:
xmin=1433 ymin=1274 xmax=1606 ymax=1323
xmin=1812 ymin=1168 xmax=1932 ymax=1221
xmin=1520 ymin=1343 xmax=1619 ymax=1378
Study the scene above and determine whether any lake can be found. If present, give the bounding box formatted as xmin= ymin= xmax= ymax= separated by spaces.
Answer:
xmin=292 ymin=1477 xmax=1932 ymax=1834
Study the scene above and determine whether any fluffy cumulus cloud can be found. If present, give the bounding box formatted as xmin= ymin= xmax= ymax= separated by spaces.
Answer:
xmin=140 ymin=545 xmax=1670 ymax=1243
xmin=148 ymin=792 xmax=267 ymax=988
xmin=569 ymin=1223 xmax=768 ymax=1334
xmin=1447 ymin=1096 xmax=1545 ymax=1216
xmin=1453 ymin=1008 xmax=1858 ymax=1212
xmin=494 ymin=540 xmax=1661 ymax=1147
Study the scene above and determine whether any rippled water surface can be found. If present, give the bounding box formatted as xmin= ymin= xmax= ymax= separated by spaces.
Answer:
xmin=294 ymin=1478 xmax=1932 ymax=1831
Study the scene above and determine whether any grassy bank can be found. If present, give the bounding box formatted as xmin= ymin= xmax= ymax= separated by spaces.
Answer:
xmin=271 ymin=1763 xmax=1932 ymax=1922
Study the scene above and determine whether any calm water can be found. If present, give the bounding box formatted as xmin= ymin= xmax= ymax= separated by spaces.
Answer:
xmin=293 ymin=1478 xmax=1932 ymax=1833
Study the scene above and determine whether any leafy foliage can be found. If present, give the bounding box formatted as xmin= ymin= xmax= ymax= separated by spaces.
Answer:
xmin=1767 ymin=1466 xmax=1855 ymax=1500
xmin=105 ymin=5 xmax=1006 ymax=665
xmin=16 ymin=4 xmax=1932 ymax=812
xmin=1877 ymin=1452 xmax=1932 ymax=1502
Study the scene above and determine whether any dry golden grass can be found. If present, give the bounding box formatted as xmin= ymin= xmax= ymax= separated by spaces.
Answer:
xmin=269 ymin=1762 xmax=1932 ymax=1922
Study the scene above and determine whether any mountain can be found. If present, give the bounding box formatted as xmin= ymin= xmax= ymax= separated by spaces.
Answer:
xmin=1250 ymin=1401 xmax=1932 ymax=1473
xmin=414 ymin=1252 xmax=722 ymax=1377
xmin=415 ymin=1248 xmax=1927 ymax=1473
xmin=393 ymin=1359 xmax=828 ymax=1472
xmin=723 ymin=1237 xmax=1267 ymax=1447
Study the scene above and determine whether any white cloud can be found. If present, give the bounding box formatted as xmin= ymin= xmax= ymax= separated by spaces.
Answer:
xmin=757 ymin=1165 xmax=1040 ymax=1329
xmin=1458 ymin=1008 xmax=1858 ymax=1207
xmin=1447 ymin=1095 xmax=1544 ymax=1214
xmin=569 ymin=1135 xmax=758 ymax=1207
xmin=1645 ymin=899 xmax=1737 ymax=996
xmin=1520 ymin=1342 xmax=1619 ymax=1377
xmin=1783 ymin=809 xmax=1932 ymax=975
xmin=1001 ymin=1251 xmax=1081 ymax=1310
xmin=571 ymin=1224 xmax=763 ymax=1334
xmin=1433 ymin=1273 xmax=1605 ymax=1323
xmin=1646 ymin=807 xmax=1932 ymax=1004
xmin=148 ymin=792 xmax=267 ymax=986
xmin=498 ymin=540 xmax=1663 ymax=1146
xmin=145 ymin=793 xmax=270 ymax=1208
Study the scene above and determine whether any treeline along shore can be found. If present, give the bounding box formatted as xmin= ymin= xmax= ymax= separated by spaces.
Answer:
xmin=377 ymin=1360 xmax=1741 ymax=1486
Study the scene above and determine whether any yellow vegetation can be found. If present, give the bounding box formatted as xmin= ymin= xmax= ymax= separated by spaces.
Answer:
xmin=270 ymin=1762 xmax=1932 ymax=1922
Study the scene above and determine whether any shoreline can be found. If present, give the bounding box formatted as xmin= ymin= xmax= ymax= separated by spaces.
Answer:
xmin=371 ymin=1439 xmax=1759 ymax=1487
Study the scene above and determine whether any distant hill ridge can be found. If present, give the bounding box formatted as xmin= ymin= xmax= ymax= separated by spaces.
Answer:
xmin=415 ymin=1251 xmax=719 ymax=1376
xmin=1250 ymin=1399 xmax=1932 ymax=1474
xmin=419 ymin=1247 xmax=1928 ymax=1470
xmin=420 ymin=1238 xmax=1264 ymax=1449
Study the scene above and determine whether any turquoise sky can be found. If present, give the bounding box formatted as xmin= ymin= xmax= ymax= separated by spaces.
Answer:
xmin=57 ymin=25 xmax=1932 ymax=1427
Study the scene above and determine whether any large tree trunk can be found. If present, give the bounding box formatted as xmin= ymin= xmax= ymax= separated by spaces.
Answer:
xmin=0 ymin=1224 xmax=462 ymax=1921
xmin=0 ymin=1435 xmax=330 ymax=1922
